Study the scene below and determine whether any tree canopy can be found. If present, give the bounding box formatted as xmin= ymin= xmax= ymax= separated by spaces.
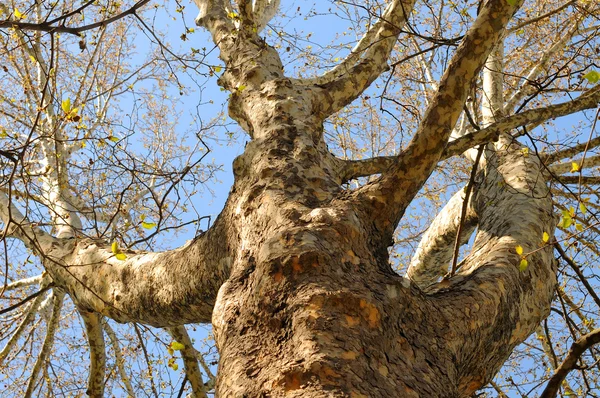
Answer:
xmin=1 ymin=0 xmax=600 ymax=396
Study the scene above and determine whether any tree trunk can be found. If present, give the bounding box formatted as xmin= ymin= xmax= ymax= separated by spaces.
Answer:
xmin=209 ymin=78 xmax=556 ymax=396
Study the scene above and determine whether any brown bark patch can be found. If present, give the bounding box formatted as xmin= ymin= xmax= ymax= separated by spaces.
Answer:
xmin=359 ymin=299 xmax=381 ymax=328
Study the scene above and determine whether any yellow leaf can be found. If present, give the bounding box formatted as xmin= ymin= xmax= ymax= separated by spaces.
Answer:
xmin=237 ymin=85 xmax=246 ymax=92
xmin=571 ymin=162 xmax=579 ymax=173
xmin=171 ymin=341 xmax=185 ymax=350
xmin=167 ymin=347 xmax=174 ymax=355
xmin=140 ymin=214 xmax=146 ymax=221
xmin=579 ymin=202 xmax=587 ymax=214
xmin=521 ymin=147 xmax=529 ymax=157
xmin=111 ymin=242 xmax=127 ymax=260
xmin=515 ymin=245 xmax=523 ymax=255
xmin=29 ymin=55 xmax=36 ymax=63
xmin=14 ymin=8 xmax=25 ymax=20
xmin=61 ymin=98 xmax=71 ymax=113
xmin=583 ymin=70 xmax=600 ymax=84
xmin=108 ymin=136 xmax=119 ymax=142
xmin=542 ymin=232 xmax=549 ymax=243
xmin=141 ymin=221 xmax=156 ymax=229
xmin=214 ymin=66 xmax=222 ymax=73
xmin=576 ymin=223 xmax=584 ymax=232
xmin=519 ymin=258 xmax=528 ymax=272
xmin=81 ymin=141 xmax=86 ymax=148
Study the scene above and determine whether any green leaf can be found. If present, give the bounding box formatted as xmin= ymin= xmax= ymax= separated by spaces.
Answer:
xmin=171 ymin=341 xmax=185 ymax=350
xmin=141 ymin=221 xmax=156 ymax=229
xmin=519 ymin=258 xmax=528 ymax=271
xmin=61 ymin=98 xmax=71 ymax=114
xmin=583 ymin=70 xmax=600 ymax=84
xmin=506 ymin=0 xmax=518 ymax=6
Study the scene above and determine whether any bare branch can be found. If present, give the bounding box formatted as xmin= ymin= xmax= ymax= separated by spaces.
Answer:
xmin=102 ymin=320 xmax=136 ymax=397
xmin=446 ymin=87 xmax=600 ymax=160
xmin=0 ymin=0 xmax=152 ymax=35
xmin=353 ymin=0 xmax=522 ymax=234
xmin=545 ymin=135 xmax=600 ymax=165
xmin=168 ymin=326 xmax=208 ymax=398
xmin=0 ymin=278 xmax=51 ymax=363
xmin=540 ymin=329 xmax=600 ymax=398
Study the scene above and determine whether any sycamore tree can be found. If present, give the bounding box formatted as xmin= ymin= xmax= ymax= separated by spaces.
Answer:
xmin=1 ymin=0 xmax=600 ymax=396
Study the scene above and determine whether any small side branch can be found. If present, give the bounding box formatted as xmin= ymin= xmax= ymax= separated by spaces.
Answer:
xmin=539 ymin=329 xmax=600 ymax=398
xmin=168 ymin=326 xmax=208 ymax=398
xmin=445 ymin=87 xmax=600 ymax=160
xmin=103 ymin=320 xmax=136 ymax=397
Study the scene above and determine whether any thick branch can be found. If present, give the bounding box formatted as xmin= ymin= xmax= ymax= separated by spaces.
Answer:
xmin=540 ymin=329 xmax=600 ymax=398
xmin=44 ymin=214 xmax=233 ymax=327
xmin=194 ymin=0 xmax=236 ymax=56
xmin=352 ymin=0 xmax=521 ymax=234
xmin=545 ymin=135 xmax=600 ymax=165
xmin=549 ymin=155 xmax=600 ymax=175
xmin=312 ymin=0 xmax=416 ymax=117
xmin=435 ymin=144 xmax=556 ymax=391
xmin=406 ymin=186 xmax=478 ymax=288
xmin=81 ymin=311 xmax=106 ymax=398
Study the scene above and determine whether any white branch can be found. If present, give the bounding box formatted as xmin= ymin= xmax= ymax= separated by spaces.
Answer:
xmin=0 ymin=192 xmax=58 ymax=252
xmin=2 ymin=274 xmax=43 ymax=292
xmin=504 ymin=23 xmax=595 ymax=114
xmin=406 ymin=186 xmax=478 ymax=288
xmin=24 ymin=290 xmax=65 ymax=398
xmin=549 ymin=155 xmax=600 ymax=175
xmin=249 ymin=0 xmax=279 ymax=32
xmin=0 ymin=278 xmax=51 ymax=364
xmin=167 ymin=326 xmax=208 ymax=398
xmin=303 ymin=0 xmax=416 ymax=117
xmin=102 ymin=320 xmax=135 ymax=397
